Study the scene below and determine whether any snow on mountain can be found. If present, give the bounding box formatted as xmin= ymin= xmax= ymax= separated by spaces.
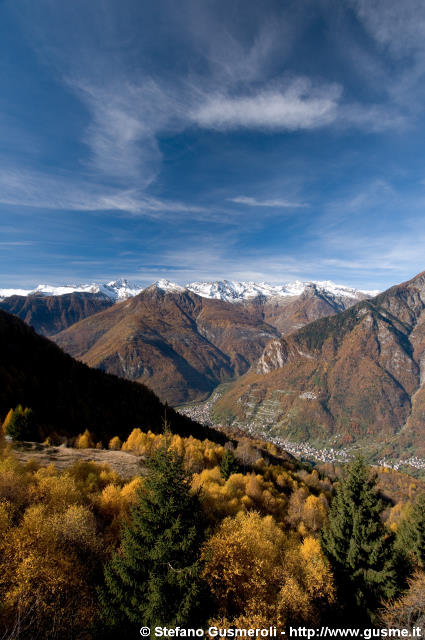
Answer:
xmin=152 ymin=279 xmax=186 ymax=294
xmin=185 ymin=279 xmax=378 ymax=302
xmin=0 ymin=278 xmax=379 ymax=303
xmin=0 ymin=279 xmax=144 ymax=302
xmin=0 ymin=288 xmax=33 ymax=298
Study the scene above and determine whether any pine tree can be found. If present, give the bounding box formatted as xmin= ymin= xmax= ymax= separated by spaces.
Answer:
xmin=321 ymin=456 xmax=397 ymax=624
xmin=396 ymin=492 xmax=425 ymax=568
xmin=99 ymin=439 xmax=207 ymax=635
xmin=220 ymin=449 xmax=239 ymax=479
xmin=5 ymin=405 xmax=36 ymax=441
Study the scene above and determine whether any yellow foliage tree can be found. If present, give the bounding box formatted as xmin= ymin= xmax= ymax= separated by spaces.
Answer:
xmin=202 ymin=510 xmax=286 ymax=623
xmin=75 ymin=429 xmax=95 ymax=449
xmin=203 ymin=511 xmax=335 ymax=629
xmin=1 ymin=409 xmax=13 ymax=435
xmin=108 ymin=436 xmax=122 ymax=450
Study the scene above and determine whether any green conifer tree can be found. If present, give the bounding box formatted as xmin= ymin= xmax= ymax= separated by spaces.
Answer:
xmin=99 ymin=440 xmax=207 ymax=635
xmin=219 ymin=448 xmax=239 ymax=480
xmin=396 ymin=492 xmax=425 ymax=568
xmin=5 ymin=405 xmax=36 ymax=441
xmin=321 ymin=456 xmax=397 ymax=624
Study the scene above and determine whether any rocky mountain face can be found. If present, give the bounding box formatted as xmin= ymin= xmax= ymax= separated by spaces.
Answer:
xmin=213 ymin=271 xmax=425 ymax=457
xmin=0 ymin=309 xmax=221 ymax=444
xmin=258 ymin=283 xmax=367 ymax=334
xmin=0 ymin=293 xmax=113 ymax=336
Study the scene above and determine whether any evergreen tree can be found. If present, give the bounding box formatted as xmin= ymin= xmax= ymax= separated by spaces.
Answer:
xmin=321 ymin=456 xmax=397 ymax=624
xmin=396 ymin=492 xmax=425 ymax=568
xmin=99 ymin=440 xmax=207 ymax=635
xmin=5 ymin=405 xmax=36 ymax=441
xmin=220 ymin=448 xmax=239 ymax=479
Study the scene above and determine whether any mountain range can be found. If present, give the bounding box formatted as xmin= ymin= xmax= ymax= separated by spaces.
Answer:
xmin=0 ymin=277 xmax=378 ymax=304
xmin=45 ymin=281 xmax=373 ymax=405
xmin=0 ymin=278 xmax=374 ymax=405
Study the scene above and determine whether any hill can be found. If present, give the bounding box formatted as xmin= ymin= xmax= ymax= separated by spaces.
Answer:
xmin=52 ymin=286 xmax=279 ymax=404
xmin=0 ymin=309 xmax=224 ymax=445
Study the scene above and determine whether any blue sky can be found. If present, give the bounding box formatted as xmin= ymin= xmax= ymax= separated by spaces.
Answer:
xmin=1 ymin=0 xmax=425 ymax=290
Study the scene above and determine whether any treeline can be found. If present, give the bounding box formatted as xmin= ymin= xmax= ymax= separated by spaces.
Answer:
xmin=0 ymin=427 xmax=425 ymax=638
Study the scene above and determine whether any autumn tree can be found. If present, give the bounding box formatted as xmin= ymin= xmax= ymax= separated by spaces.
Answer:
xmin=1 ymin=408 xmax=13 ymax=435
xmin=108 ymin=436 xmax=122 ymax=451
xmin=99 ymin=441 xmax=207 ymax=634
xmin=75 ymin=429 xmax=95 ymax=448
xmin=321 ymin=456 xmax=397 ymax=624
xmin=380 ymin=571 xmax=425 ymax=632
xmin=203 ymin=510 xmax=334 ymax=628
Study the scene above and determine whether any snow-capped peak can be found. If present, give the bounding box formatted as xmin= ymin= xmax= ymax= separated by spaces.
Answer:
xmin=0 ymin=279 xmax=145 ymax=302
xmin=185 ymin=279 xmax=377 ymax=302
xmin=152 ymin=279 xmax=186 ymax=293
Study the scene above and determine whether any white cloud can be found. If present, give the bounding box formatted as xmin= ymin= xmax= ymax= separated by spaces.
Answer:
xmin=191 ymin=80 xmax=342 ymax=131
xmin=229 ymin=196 xmax=307 ymax=208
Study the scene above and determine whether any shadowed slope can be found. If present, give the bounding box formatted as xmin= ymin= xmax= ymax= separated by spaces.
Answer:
xmin=0 ymin=309 xmax=225 ymax=445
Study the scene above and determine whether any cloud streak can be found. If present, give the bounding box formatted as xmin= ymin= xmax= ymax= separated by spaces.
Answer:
xmin=0 ymin=167 xmax=205 ymax=216
xmin=229 ymin=196 xmax=307 ymax=208
xmin=191 ymin=80 xmax=342 ymax=131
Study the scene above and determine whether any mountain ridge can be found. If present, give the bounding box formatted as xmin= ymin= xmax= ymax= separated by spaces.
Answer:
xmin=212 ymin=270 xmax=425 ymax=458
xmin=0 ymin=277 xmax=379 ymax=303
xmin=51 ymin=283 xmax=375 ymax=405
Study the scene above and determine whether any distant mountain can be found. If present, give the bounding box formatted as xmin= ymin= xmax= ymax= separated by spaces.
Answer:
xmin=0 ymin=292 xmax=113 ymax=336
xmin=0 ymin=277 xmax=379 ymax=304
xmin=51 ymin=282 xmax=374 ymax=406
xmin=185 ymin=279 xmax=378 ymax=303
xmin=0 ymin=278 xmax=145 ymax=302
xmin=212 ymin=270 xmax=425 ymax=458
xmin=0 ymin=308 xmax=223 ymax=444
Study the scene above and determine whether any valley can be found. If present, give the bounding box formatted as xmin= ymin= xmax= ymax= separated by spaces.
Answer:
xmin=5 ymin=272 xmax=425 ymax=467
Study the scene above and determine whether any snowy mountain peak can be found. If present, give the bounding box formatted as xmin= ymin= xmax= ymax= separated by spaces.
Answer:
xmin=0 ymin=278 xmax=379 ymax=303
xmin=0 ymin=280 xmax=145 ymax=302
xmin=152 ymin=279 xmax=186 ymax=293
xmin=185 ymin=279 xmax=377 ymax=302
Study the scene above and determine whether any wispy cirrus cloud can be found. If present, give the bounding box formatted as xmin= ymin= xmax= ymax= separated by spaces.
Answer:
xmin=5 ymin=0 xmax=411 ymax=216
xmin=0 ymin=167 xmax=205 ymax=216
xmin=229 ymin=196 xmax=307 ymax=208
